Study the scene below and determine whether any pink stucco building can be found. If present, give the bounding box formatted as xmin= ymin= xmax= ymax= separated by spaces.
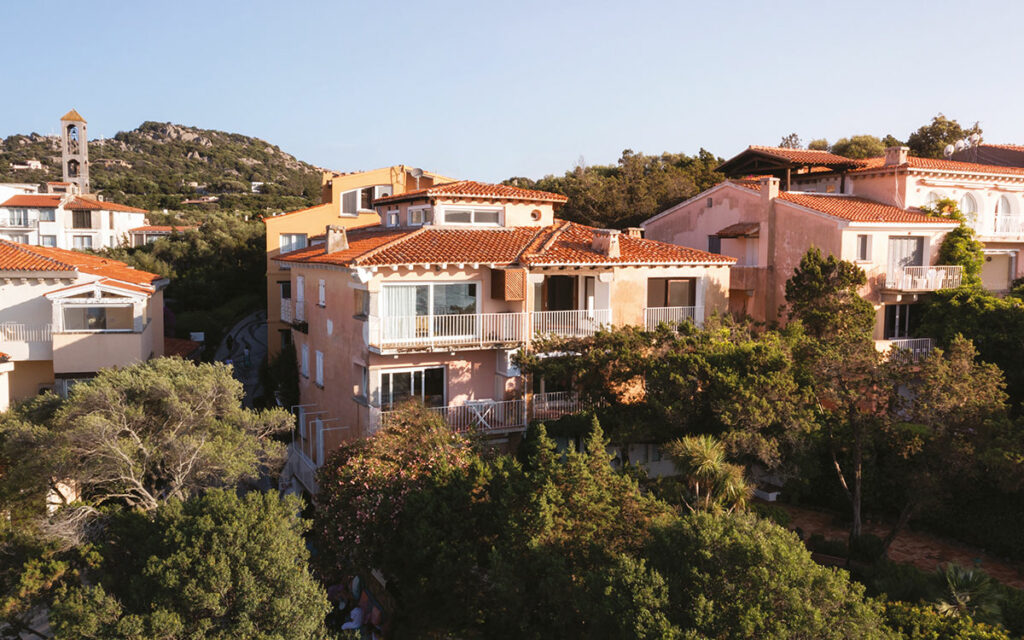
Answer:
xmin=643 ymin=145 xmax=1024 ymax=352
xmin=274 ymin=180 xmax=733 ymax=492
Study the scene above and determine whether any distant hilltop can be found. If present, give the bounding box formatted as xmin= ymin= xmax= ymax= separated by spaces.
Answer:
xmin=0 ymin=121 xmax=324 ymax=213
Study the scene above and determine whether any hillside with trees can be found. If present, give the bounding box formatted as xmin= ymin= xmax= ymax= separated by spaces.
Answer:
xmin=0 ymin=122 xmax=321 ymax=213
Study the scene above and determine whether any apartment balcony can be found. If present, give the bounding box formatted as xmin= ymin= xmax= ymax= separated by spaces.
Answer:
xmin=643 ymin=306 xmax=703 ymax=331
xmin=730 ymin=264 xmax=767 ymax=291
xmin=51 ymin=325 xmax=155 ymax=374
xmin=877 ymin=337 xmax=934 ymax=364
xmin=883 ymin=266 xmax=962 ymax=292
xmin=280 ymin=298 xmax=293 ymax=323
xmin=989 ymin=216 xmax=1024 ymax=238
xmin=367 ymin=309 xmax=611 ymax=352
xmin=378 ymin=392 xmax=583 ymax=434
xmin=0 ymin=218 xmax=35 ymax=228
xmin=0 ymin=323 xmax=53 ymax=360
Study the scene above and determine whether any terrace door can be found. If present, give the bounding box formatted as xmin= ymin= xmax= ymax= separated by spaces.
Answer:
xmin=887 ymin=237 xmax=924 ymax=287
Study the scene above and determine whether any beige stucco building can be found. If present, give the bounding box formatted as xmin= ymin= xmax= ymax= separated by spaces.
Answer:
xmin=0 ymin=240 xmax=167 ymax=408
xmin=274 ymin=180 xmax=732 ymax=492
xmin=263 ymin=165 xmax=455 ymax=358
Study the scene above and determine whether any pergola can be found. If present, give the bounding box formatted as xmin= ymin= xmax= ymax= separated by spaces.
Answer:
xmin=716 ymin=146 xmax=864 ymax=191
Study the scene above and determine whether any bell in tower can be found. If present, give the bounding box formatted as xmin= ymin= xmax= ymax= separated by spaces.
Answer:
xmin=60 ymin=109 xmax=89 ymax=194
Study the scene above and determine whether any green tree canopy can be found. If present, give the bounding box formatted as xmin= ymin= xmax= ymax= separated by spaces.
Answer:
xmin=907 ymin=114 xmax=983 ymax=159
xmin=50 ymin=490 xmax=328 ymax=640
xmin=785 ymin=247 xmax=875 ymax=341
xmin=831 ymin=135 xmax=887 ymax=159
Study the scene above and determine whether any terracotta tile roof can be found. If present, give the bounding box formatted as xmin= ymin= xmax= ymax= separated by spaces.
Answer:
xmin=128 ymin=225 xmax=197 ymax=233
xmin=0 ymin=352 xmax=8 ymax=363
xmin=266 ymin=202 xmax=333 ymax=220
xmin=716 ymin=222 xmax=760 ymax=238
xmin=983 ymin=143 xmax=1024 ymax=152
xmin=746 ymin=146 xmax=867 ymax=167
xmin=0 ymin=195 xmax=62 ymax=208
xmin=68 ymin=197 xmax=149 ymax=213
xmin=164 ymin=336 xmax=202 ymax=358
xmin=779 ymin=192 xmax=959 ymax=224
xmin=521 ymin=222 xmax=734 ymax=266
xmin=60 ymin=109 xmax=86 ymax=122
xmin=277 ymin=221 xmax=732 ymax=268
xmin=0 ymin=240 xmax=76 ymax=272
xmin=850 ymin=155 xmax=1024 ymax=177
xmin=374 ymin=180 xmax=568 ymax=205
xmin=0 ymin=240 xmax=162 ymax=287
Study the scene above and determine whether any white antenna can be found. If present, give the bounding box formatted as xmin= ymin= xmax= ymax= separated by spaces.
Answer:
xmin=944 ymin=144 xmax=955 ymax=158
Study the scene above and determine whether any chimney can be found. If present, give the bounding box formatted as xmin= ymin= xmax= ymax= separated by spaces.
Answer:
xmin=884 ymin=146 xmax=909 ymax=166
xmin=326 ymin=225 xmax=348 ymax=253
xmin=592 ymin=229 xmax=621 ymax=258
xmin=625 ymin=227 xmax=643 ymax=239
xmin=759 ymin=176 xmax=779 ymax=204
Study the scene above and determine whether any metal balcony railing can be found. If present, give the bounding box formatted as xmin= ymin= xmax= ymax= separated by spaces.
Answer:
xmin=0 ymin=323 xmax=52 ymax=343
xmin=643 ymin=306 xmax=703 ymax=331
xmin=280 ymin=298 xmax=293 ymax=323
xmin=378 ymin=391 xmax=584 ymax=434
xmin=884 ymin=266 xmax=962 ymax=291
xmin=887 ymin=338 xmax=934 ymax=364
xmin=370 ymin=312 xmax=526 ymax=350
xmin=993 ymin=216 xmax=1024 ymax=236
xmin=531 ymin=308 xmax=611 ymax=338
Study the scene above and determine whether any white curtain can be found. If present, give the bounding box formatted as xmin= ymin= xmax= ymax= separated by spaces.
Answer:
xmin=385 ymin=285 xmax=419 ymax=340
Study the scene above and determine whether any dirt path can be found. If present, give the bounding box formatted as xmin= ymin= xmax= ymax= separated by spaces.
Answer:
xmin=779 ymin=503 xmax=1024 ymax=589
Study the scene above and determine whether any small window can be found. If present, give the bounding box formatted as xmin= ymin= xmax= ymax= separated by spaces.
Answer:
xmin=315 ymin=350 xmax=324 ymax=387
xmin=706 ymin=197 xmax=713 ymax=208
xmin=355 ymin=364 xmax=369 ymax=400
xmin=409 ymin=207 xmax=428 ymax=226
xmin=856 ymin=235 xmax=870 ymax=261
xmin=317 ymin=279 xmax=326 ymax=307
xmin=278 ymin=329 xmax=292 ymax=348
xmin=73 ymin=235 xmax=92 ymax=249
xmin=442 ymin=208 xmax=501 ymax=225
xmin=708 ymin=235 xmax=721 ymax=253
xmin=279 ymin=233 xmax=307 ymax=253
xmin=279 ymin=280 xmax=292 ymax=299
xmin=39 ymin=208 xmax=55 ymax=222
xmin=360 ymin=187 xmax=374 ymax=210
xmin=300 ymin=344 xmax=309 ymax=378
xmin=72 ymin=210 xmax=91 ymax=229
xmin=474 ymin=210 xmax=501 ymax=225
xmin=354 ymin=289 xmax=369 ymax=318
xmin=385 ymin=210 xmax=399 ymax=227
xmin=342 ymin=190 xmax=358 ymax=215
xmin=445 ymin=209 xmax=472 ymax=224
xmin=39 ymin=235 xmax=57 ymax=247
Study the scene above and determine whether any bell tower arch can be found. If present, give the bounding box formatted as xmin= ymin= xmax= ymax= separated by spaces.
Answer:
xmin=60 ymin=109 xmax=89 ymax=194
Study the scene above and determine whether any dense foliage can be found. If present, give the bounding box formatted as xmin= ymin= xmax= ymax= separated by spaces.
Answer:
xmin=0 ymin=122 xmax=320 ymax=213
xmin=505 ymin=148 xmax=723 ymax=228
xmin=315 ymin=407 xmax=892 ymax=638
xmin=50 ymin=490 xmax=328 ymax=640
xmin=907 ymin=114 xmax=983 ymax=159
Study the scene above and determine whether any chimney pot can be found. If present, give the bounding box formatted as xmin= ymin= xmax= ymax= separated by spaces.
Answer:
xmin=884 ymin=146 xmax=909 ymax=166
xmin=625 ymin=227 xmax=643 ymax=239
xmin=326 ymin=225 xmax=348 ymax=253
xmin=592 ymin=229 xmax=621 ymax=258
xmin=759 ymin=176 xmax=780 ymax=203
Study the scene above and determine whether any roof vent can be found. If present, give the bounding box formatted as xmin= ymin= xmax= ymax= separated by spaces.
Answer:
xmin=884 ymin=146 xmax=909 ymax=166
xmin=592 ymin=229 xmax=621 ymax=258
xmin=326 ymin=225 xmax=348 ymax=253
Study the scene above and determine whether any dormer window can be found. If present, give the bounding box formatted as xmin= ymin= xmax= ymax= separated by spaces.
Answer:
xmin=409 ymin=206 xmax=430 ymax=226
xmin=385 ymin=210 xmax=399 ymax=227
xmin=441 ymin=207 xmax=502 ymax=226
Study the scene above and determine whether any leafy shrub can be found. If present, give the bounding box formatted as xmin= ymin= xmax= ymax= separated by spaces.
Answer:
xmin=997 ymin=584 xmax=1024 ymax=638
xmin=750 ymin=502 xmax=792 ymax=528
xmin=868 ymin=561 xmax=937 ymax=603
xmin=850 ymin=533 xmax=886 ymax=564
xmin=883 ymin=601 xmax=1011 ymax=639
xmin=807 ymin=533 xmax=848 ymax=558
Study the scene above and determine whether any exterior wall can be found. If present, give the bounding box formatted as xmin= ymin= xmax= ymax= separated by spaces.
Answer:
xmin=0 ymin=205 xmax=144 ymax=250
xmin=51 ymin=320 xmax=157 ymax=374
xmin=7 ymin=359 xmax=53 ymax=402
xmin=378 ymin=198 xmax=557 ymax=229
xmin=607 ymin=264 xmax=731 ymax=326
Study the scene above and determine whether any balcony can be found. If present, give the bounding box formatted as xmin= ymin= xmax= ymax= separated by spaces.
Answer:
xmin=884 ymin=266 xmax=962 ymax=292
xmin=0 ymin=323 xmax=53 ymax=360
xmin=367 ymin=309 xmax=611 ymax=351
xmin=531 ymin=309 xmax=611 ymax=338
xmin=280 ymin=298 xmax=293 ymax=323
xmin=369 ymin=312 xmax=526 ymax=350
xmin=643 ymin=306 xmax=703 ymax=331
xmin=991 ymin=216 xmax=1024 ymax=237
xmin=378 ymin=392 xmax=583 ymax=434
xmin=878 ymin=337 xmax=934 ymax=364
xmin=0 ymin=217 xmax=34 ymax=228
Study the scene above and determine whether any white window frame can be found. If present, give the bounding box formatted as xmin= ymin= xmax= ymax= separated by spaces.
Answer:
xmin=279 ymin=233 xmax=307 ymax=254
xmin=315 ymin=350 xmax=324 ymax=387
xmin=39 ymin=235 xmax=57 ymax=247
xmin=73 ymin=235 xmax=93 ymax=249
xmin=408 ymin=206 xmax=430 ymax=226
xmin=341 ymin=185 xmax=392 ymax=216
xmin=439 ymin=206 xmax=503 ymax=226
xmin=300 ymin=343 xmax=309 ymax=378
xmin=377 ymin=365 xmax=446 ymax=409
xmin=38 ymin=208 xmax=54 ymax=222
xmin=385 ymin=209 xmax=399 ymax=228
xmin=317 ymin=279 xmax=326 ymax=307
xmin=381 ymin=280 xmax=481 ymax=320
xmin=856 ymin=234 xmax=871 ymax=262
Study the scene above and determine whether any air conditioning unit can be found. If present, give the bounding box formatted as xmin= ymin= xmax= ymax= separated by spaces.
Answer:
xmin=374 ymin=185 xmax=392 ymax=199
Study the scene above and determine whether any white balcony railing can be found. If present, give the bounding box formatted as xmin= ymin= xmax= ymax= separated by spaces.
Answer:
xmin=643 ymin=306 xmax=703 ymax=331
xmin=533 ymin=391 xmax=583 ymax=423
xmin=0 ymin=217 xmax=34 ymax=228
xmin=280 ymin=298 xmax=293 ymax=323
xmin=370 ymin=312 xmax=526 ymax=349
xmin=885 ymin=266 xmax=962 ymax=291
xmin=382 ymin=398 xmax=528 ymax=433
xmin=531 ymin=309 xmax=611 ymax=338
xmin=295 ymin=300 xmax=306 ymax=323
xmin=379 ymin=392 xmax=585 ymax=434
xmin=0 ymin=323 xmax=52 ymax=343
xmin=887 ymin=338 xmax=934 ymax=364
xmin=992 ymin=215 xmax=1024 ymax=236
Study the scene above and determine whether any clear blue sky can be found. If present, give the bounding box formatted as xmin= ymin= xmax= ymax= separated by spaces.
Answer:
xmin=3 ymin=0 xmax=1022 ymax=181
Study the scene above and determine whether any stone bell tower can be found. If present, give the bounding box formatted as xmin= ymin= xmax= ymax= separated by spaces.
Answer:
xmin=60 ymin=109 xmax=89 ymax=194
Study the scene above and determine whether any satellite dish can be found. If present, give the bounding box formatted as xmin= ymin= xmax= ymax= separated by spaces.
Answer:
xmin=944 ymin=144 xmax=955 ymax=158
xmin=969 ymin=133 xmax=981 ymax=145
xmin=409 ymin=167 xmax=424 ymax=189
xmin=955 ymin=140 xmax=967 ymax=152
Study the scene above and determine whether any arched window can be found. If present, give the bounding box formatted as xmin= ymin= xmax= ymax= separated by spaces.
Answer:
xmin=997 ymin=195 xmax=1013 ymax=215
xmin=927 ymin=191 xmax=943 ymax=206
xmin=67 ymin=159 xmax=79 ymax=177
xmin=66 ymin=124 xmax=80 ymax=155
xmin=959 ymin=193 xmax=979 ymax=228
